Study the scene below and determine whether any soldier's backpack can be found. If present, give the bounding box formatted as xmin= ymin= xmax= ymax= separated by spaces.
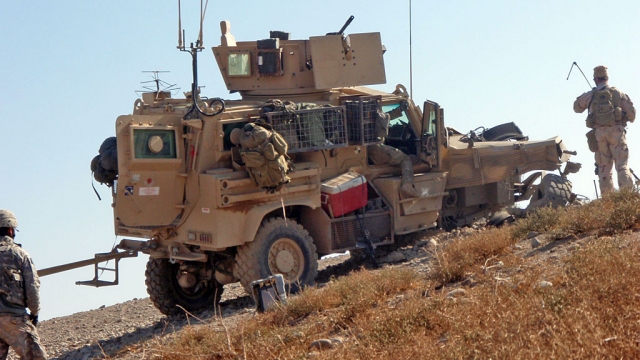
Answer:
xmin=238 ymin=123 xmax=292 ymax=193
xmin=91 ymin=137 xmax=118 ymax=186
xmin=588 ymin=87 xmax=622 ymax=127
xmin=0 ymin=243 xmax=26 ymax=307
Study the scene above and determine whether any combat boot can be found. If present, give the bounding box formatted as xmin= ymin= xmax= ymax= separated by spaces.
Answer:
xmin=399 ymin=160 xmax=422 ymax=198
xmin=400 ymin=183 xmax=422 ymax=198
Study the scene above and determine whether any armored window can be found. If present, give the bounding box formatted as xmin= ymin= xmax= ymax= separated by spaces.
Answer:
xmin=228 ymin=53 xmax=251 ymax=76
xmin=133 ymin=129 xmax=177 ymax=159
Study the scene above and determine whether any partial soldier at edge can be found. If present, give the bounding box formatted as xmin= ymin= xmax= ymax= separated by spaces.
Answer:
xmin=574 ymin=65 xmax=636 ymax=195
xmin=0 ymin=210 xmax=47 ymax=360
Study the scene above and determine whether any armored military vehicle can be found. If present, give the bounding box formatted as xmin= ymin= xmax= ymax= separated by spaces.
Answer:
xmin=90 ymin=17 xmax=580 ymax=315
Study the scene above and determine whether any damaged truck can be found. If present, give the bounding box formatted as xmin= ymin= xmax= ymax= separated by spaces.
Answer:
xmin=77 ymin=17 xmax=581 ymax=315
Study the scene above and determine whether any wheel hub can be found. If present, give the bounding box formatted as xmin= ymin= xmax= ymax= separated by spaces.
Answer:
xmin=275 ymin=250 xmax=295 ymax=273
xmin=269 ymin=238 xmax=304 ymax=281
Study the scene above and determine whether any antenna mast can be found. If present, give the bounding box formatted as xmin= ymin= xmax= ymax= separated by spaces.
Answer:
xmin=409 ymin=0 xmax=413 ymax=99
xmin=177 ymin=0 xmax=224 ymax=119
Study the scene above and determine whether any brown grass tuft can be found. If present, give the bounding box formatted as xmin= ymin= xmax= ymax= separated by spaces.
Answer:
xmin=430 ymin=227 xmax=514 ymax=284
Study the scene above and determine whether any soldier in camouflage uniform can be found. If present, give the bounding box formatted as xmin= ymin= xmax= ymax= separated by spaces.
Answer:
xmin=574 ymin=66 xmax=636 ymax=194
xmin=0 ymin=210 xmax=47 ymax=360
xmin=367 ymin=109 xmax=422 ymax=198
xmin=367 ymin=143 xmax=422 ymax=198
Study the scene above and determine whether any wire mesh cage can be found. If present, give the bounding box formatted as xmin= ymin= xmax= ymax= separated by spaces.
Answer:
xmin=264 ymin=106 xmax=347 ymax=153
xmin=341 ymin=96 xmax=382 ymax=145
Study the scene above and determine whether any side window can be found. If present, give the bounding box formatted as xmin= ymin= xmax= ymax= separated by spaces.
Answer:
xmin=133 ymin=129 xmax=177 ymax=159
xmin=222 ymin=122 xmax=247 ymax=151
xmin=382 ymin=103 xmax=417 ymax=155
xmin=382 ymin=104 xmax=410 ymax=128
xmin=426 ymin=106 xmax=437 ymax=136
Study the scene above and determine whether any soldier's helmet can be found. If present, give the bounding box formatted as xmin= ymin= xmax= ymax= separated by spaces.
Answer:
xmin=593 ymin=65 xmax=608 ymax=80
xmin=0 ymin=210 xmax=18 ymax=229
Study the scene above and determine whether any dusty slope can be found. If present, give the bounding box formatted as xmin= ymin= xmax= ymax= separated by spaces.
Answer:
xmin=7 ymin=225 xmax=603 ymax=359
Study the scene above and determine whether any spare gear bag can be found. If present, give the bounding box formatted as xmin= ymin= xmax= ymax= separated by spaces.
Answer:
xmin=238 ymin=123 xmax=292 ymax=193
xmin=91 ymin=137 xmax=118 ymax=186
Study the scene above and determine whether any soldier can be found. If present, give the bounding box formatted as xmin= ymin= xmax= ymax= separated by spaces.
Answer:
xmin=368 ymin=143 xmax=422 ymax=198
xmin=0 ymin=210 xmax=47 ymax=360
xmin=574 ymin=65 xmax=636 ymax=194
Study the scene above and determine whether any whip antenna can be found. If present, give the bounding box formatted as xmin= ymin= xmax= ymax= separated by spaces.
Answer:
xmin=177 ymin=0 xmax=183 ymax=49
xmin=566 ymin=61 xmax=592 ymax=88
xmin=409 ymin=0 xmax=413 ymax=99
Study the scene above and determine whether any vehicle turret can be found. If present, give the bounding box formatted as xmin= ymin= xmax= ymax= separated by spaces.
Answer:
xmin=212 ymin=19 xmax=386 ymax=99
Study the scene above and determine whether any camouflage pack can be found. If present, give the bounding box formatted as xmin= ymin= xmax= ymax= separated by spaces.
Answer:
xmin=588 ymin=87 xmax=622 ymax=127
xmin=91 ymin=137 xmax=118 ymax=186
xmin=239 ymin=124 xmax=291 ymax=193
xmin=0 ymin=244 xmax=25 ymax=307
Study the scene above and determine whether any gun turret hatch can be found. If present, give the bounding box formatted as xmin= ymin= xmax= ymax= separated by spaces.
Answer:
xmin=212 ymin=21 xmax=386 ymax=97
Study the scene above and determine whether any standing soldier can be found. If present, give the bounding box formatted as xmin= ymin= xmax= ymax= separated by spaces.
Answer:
xmin=0 ymin=210 xmax=47 ymax=360
xmin=574 ymin=65 xmax=636 ymax=194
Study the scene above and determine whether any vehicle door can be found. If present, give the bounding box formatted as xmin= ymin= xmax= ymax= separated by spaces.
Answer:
xmin=114 ymin=115 xmax=186 ymax=227
xmin=421 ymin=100 xmax=446 ymax=171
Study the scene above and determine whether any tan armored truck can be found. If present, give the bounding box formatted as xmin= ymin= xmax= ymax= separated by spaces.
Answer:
xmin=87 ymin=20 xmax=580 ymax=315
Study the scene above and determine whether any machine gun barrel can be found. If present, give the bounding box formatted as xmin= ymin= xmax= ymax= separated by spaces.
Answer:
xmin=327 ymin=15 xmax=354 ymax=35
xmin=337 ymin=15 xmax=354 ymax=35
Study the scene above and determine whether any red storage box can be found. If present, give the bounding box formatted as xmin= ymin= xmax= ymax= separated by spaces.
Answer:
xmin=321 ymin=171 xmax=368 ymax=218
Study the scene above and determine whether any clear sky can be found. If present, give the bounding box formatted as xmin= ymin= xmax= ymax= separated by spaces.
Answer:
xmin=1 ymin=1 xmax=639 ymax=320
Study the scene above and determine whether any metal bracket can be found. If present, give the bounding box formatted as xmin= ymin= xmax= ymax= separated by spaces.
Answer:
xmin=38 ymin=247 xmax=139 ymax=288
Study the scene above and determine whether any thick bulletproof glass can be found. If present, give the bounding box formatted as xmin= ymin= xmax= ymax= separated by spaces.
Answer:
xmin=382 ymin=104 xmax=410 ymax=127
xmin=133 ymin=129 xmax=177 ymax=159
xmin=228 ymin=53 xmax=250 ymax=76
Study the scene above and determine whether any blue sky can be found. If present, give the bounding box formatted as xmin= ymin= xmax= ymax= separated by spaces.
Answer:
xmin=1 ymin=1 xmax=639 ymax=320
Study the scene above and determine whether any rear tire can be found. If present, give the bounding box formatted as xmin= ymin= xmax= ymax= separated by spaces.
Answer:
xmin=145 ymin=258 xmax=223 ymax=315
xmin=234 ymin=218 xmax=318 ymax=296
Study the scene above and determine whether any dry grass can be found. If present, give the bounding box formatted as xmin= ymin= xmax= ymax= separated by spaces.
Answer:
xmin=512 ymin=187 xmax=640 ymax=240
xmin=150 ymin=188 xmax=640 ymax=359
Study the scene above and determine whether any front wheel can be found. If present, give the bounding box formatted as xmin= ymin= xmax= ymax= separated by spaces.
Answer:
xmin=145 ymin=258 xmax=223 ymax=315
xmin=234 ymin=218 xmax=318 ymax=296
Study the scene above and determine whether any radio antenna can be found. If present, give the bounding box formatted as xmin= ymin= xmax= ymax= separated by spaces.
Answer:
xmin=136 ymin=71 xmax=180 ymax=96
xmin=177 ymin=0 xmax=183 ymax=49
xmin=409 ymin=0 xmax=413 ymax=99
xmin=176 ymin=0 xmax=224 ymax=119
xmin=566 ymin=61 xmax=593 ymax=89
xmin=198 ymin=0 xmax=209 ymax=47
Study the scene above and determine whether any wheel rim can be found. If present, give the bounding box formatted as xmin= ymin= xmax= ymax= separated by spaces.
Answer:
xmin=268 ymin=238 xmax=305 ymax=283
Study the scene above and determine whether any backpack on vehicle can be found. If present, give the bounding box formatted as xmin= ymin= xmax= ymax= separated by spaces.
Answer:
xmin=238 ymin=123 xmax=292 ymax=193
xmin=91 ymin=137 xmax=118 ymax=186
xmin=296 ymin=103 xmax=327 ymax=147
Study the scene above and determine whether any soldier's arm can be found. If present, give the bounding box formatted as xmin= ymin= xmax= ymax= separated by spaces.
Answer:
xmin=22 ymin=256 xmax=41 ymax=316
xmin=621 ymin=93 xmax=636 ymax=122
xmin=573 ymin=91 xmax=592 ymax=113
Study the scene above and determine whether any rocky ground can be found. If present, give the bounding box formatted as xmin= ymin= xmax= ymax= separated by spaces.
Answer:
xmin=8 ymin=224 xmax=592 ymax=359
